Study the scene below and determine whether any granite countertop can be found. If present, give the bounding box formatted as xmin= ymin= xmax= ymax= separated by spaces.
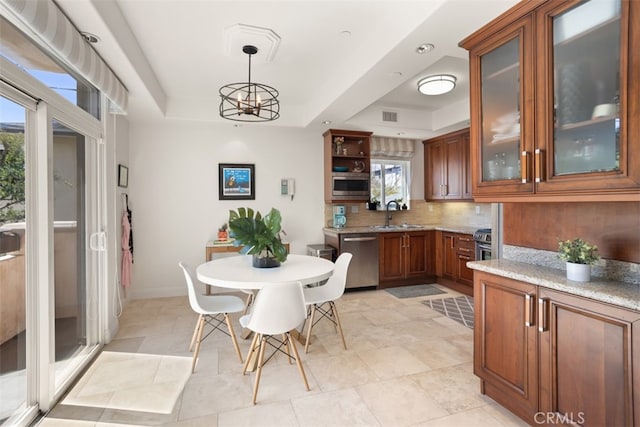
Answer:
xmin=468 ymin=259 xmax=640 ymax=312
xmin=323 ymin=224 xmax=480 ymax=235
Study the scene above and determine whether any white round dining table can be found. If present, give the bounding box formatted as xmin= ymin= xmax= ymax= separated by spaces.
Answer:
xmin=196 ymin=254 xmax=335 ymax=290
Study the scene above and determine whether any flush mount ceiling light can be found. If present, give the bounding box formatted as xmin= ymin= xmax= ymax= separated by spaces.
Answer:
xmin=418 ymin=74 xmax=456 ymax=95
xmin=219 ymin=45 xmax=280 ymax=122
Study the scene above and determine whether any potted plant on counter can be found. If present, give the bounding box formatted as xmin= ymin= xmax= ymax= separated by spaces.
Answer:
xmin=228 ymin=207 xmax=288 ymax=268
xmin=557 ymin=237 xmax=600 ymax=282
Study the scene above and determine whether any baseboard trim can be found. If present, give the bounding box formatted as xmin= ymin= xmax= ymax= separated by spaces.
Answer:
xmin=129 ymin=286 xmax=187 ymax=300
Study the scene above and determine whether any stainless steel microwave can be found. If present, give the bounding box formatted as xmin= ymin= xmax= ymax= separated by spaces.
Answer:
xmin=331 ymin=172 xmax=370 ymax=199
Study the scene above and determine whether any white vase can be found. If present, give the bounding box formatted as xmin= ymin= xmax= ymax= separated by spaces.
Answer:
xmin=566 ymin=262 xmax=591 ymax=282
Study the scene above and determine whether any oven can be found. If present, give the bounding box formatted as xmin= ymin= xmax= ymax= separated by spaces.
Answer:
xmin=473 ymin=228 xmax=492 ymax=261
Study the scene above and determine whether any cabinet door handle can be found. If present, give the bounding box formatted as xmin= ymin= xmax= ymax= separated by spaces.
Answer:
xmin=525 ymin=294 xmax=535 ymax=327
xmin=535 ymin=149 xmax=544 ymax=183
xmin=538 ymin=297 xmax=549 ymax=332
xmin=521 ymin=151 xmax=529 ymax=183
xmin=458 ymin=247 xmax=472 ymax=253
xmin=458 ymin=237 xmax=472 ymax=242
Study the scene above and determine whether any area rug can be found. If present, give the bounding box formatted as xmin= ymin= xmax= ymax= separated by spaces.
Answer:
xmin=62 ymin=351 xmax=192 ymax=414
xmin=423 ymin=296 xmax=474 ymax=329
xmin=385 ymin=284 xmax=447 ymax=299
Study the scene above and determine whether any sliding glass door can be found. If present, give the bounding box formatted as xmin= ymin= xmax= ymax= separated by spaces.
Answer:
xmin=0 ymin=83 xmax=105 ymax=426
xmin=0 ymin=95 xmax=29 ymax=424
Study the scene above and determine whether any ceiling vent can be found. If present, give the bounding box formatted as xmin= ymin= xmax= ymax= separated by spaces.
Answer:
xmin=382 ymin=111 xmax=398 ymax=122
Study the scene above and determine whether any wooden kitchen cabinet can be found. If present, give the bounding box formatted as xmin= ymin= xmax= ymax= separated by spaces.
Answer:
xmin=378 ymin=230 xmax=434 ymax=288
xmin=437 ymin=231 xmax=474 ymax=296
xmin=460 ymin=0 xmax=640 ymax=202
xmin=423 ymin=128 xmax=472 ymax=201
xmin=474 ymin=270 xmax=640 ymax=425
xmin=441 ymin=232 xmax=456 ymax=280
xmin=538 ymin=287 xmax=640 ymax=426
xmin=474 ymin=271 xmax=538 ymax=422
xmin=323 ymin=129 xmax=372 ymax=203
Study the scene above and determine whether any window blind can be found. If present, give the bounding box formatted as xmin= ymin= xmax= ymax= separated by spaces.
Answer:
xmin=370 ymin=137 xmax=416 ymax=158
xmin=2 ymin=0 xmax=128 ymax=113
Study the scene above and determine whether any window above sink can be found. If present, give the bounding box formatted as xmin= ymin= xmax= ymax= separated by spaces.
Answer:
xmin=370 ymin=159 xmax=411 ymax=210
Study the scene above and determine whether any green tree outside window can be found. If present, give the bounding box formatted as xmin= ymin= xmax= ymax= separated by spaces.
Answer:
xmin=0 ymin=132 xmax=26 ymax=224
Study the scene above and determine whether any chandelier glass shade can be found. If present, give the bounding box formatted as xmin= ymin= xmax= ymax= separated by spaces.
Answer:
xmin=417 ymin=74 xmax=456 ymax=95
xmin=219 ymin=45 xmax=280 ymax=122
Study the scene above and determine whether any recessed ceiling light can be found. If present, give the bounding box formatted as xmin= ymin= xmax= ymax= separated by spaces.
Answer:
xmin=397 ymin=132 xmax=405 ymax=136
xmin=340 ymin=30 xmax=351 ymax=37
xmin=80 ymin=32 xmax=100 ymax=44
xmin=418 ymin=74 xmax=456 ymax=95
xmin=234 ymin=124 xmax=242 ymax=128
xmin=322 ymin=120 xmax=332 ymax=125
xmin=416 ymin=43 xmax=434 ymax=54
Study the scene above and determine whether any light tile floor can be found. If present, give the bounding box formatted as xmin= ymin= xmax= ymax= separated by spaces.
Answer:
xmin=40 ymin=285 xmax=528 ymax=426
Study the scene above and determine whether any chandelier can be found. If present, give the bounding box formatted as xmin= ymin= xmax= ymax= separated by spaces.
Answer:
xmin=219 ymin=45 xmax=280 ymax=122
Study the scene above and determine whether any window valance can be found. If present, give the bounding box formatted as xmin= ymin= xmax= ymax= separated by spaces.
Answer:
xmin=2 ymin=0 xmax=128 ymax=113
xmin=370 ymin=137 xmax=416 ymax=158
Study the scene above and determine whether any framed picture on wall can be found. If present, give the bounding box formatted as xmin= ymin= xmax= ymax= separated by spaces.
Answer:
xmin=219 ymin=163 xmax=255 ymax=200
xmin=118 ymin=164 xmax=129 ymax=188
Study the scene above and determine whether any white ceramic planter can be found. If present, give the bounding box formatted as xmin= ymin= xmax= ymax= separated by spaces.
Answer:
xmin=566 ymin=262 xmax=591 ymax=282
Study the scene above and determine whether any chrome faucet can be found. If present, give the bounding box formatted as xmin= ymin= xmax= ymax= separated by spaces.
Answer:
xmin=385 ymin=200 xmax=399 ymax=227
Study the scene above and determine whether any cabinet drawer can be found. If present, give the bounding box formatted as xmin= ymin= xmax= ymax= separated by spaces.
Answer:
xmin=455 ymin=234 xmax=475 ymax=253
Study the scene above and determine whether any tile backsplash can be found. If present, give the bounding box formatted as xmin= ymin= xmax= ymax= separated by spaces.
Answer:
xmin=324 ymin=200 xmax=491 ymax=228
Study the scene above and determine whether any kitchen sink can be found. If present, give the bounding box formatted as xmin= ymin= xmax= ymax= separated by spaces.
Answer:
xmin=370 ymin=224 xmax=423 ymax=230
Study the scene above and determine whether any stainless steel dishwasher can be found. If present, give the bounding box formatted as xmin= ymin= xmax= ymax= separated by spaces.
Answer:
xmin=339 ymin=233 xmax=379 ymax=289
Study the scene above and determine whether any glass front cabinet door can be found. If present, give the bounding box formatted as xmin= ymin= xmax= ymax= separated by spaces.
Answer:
xmin=463 ymin=0 xmax=639 ymax=201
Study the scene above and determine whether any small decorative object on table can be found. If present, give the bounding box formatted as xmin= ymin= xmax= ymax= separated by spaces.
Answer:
xmin=217 ymin=223 xmax=228 ymax=240
xmin=558 ymin=237 xmax=600 ymax=282
xmin=334 ymin=136 xmax=344 ymax=155
xmin=228 ymin=207 xmax=288 ymax=268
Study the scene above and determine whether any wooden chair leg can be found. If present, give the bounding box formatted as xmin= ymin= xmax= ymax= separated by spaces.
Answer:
xmin=191 ymin=315 xmax=206 ymax=373
xmin=243 ymin=332 xmax=260 ymax=375
xmin=282 ymin=334 xmax=293 ymax=364
xmin=242 ymin=292 xmax=254 ymax=316
xmin=287 ymin=332 xmax=310 ymax=391
xmin=189 ymin=314 xmax=202 ymax=352
xmin=252 ymin=336 xmax=267 ymax=405
xmin=329 ymin=303 xmax=338 ymax=333
xmin=304 ymin=305 xmax=317 ymax=353
xmin=331 ymin=301 xmax=347 ymax=350
xmin=225 ymin=314 xmax=243 ymax=363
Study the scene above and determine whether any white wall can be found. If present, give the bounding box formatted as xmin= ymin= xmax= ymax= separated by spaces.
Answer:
xmin=128 ymin=121 xmax=325 ymax=299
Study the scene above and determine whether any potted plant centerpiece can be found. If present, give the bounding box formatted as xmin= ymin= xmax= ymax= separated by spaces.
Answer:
xmin=557 ymin=237 xmax=600 ymax=282
xmin=228 ymin=207 xmax=288 ymax=268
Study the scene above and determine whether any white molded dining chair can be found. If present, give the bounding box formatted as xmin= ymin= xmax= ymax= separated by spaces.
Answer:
xmin=240 ymin=281 xmax=310 ymax=405
xmin=206 ymin=252 xmax=256 ymax=315
xmin=179 ymin=262 xmax=245 ymax=373
xmin=303 ymin=252 xmax=352 ymax=353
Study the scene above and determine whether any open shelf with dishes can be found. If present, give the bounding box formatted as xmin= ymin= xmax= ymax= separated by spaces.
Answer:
xmin=323 ymin=129 xmax=373 ymax=202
